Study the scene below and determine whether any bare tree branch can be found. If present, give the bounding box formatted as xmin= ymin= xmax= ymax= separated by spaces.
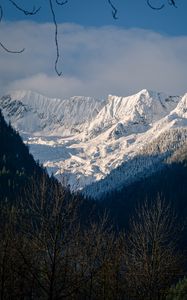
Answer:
xmin=49 ymin=0 xmax=62 ymax=76
xmin=169 ymin=0 xmax=177 ymax=8
xmin=0 ymin=2 xmax=35 ymax=55
xmin=147 ymin=0 xmax=177 ymax=10
xmin=56 ymin=0 xmax=68 ymax=5
xmin=147 ymin=0 xmax=165 ymax=10
xmin=107 ymin=0 xmax=118 ymax=19
xmin=0 ymin=41 xmax=25 ymax=53
xmin=0 ymin=0 xmax=178 ymax=76
xmin=8 ymin=0 xmax=41 ymax=16
xmin=0 ymin=5 xmax=3 ymax=22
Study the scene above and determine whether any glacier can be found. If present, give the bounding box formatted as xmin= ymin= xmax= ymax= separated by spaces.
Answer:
xmin=1 ymin=88 xmax=187 ymax=198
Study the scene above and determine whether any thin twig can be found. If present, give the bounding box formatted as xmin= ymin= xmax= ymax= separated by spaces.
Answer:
xmin=0 ymin=5 xmax=3 ymax=22
xmin=0 ymin=1 xmax=40 ymax=54
xmin=8 ymin=0 xmax=41 ymax=15
xmin=147 ymin=0 xmax=165 ymax=10
xmin=107 ymin=0 xmax=118 ymax=19
xmin=168 ymin=0 xmax=177 ymax=8
xmin=0 ymin=41 xmax=25 ymax=53
xmin=56 ymin=0 xmax=68 ymax=5
xmin=0 ymin=0 xmax=178 ymax=75
xmin=49 ymin=0 xmax=62 ymax=76
xmin=147 ymin=0 xmax=177 ymax=10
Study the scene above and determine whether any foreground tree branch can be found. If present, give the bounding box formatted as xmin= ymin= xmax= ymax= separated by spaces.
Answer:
xmin=49 ymin=0 xmax=65 ymax=76
xmin=0 ymin=0 xmax=178 ymax=76
xmin=0 ymin=41 xmax=24 ymax=53
xmin=125 ymin=197 xmax=183 ymax=300
xmin=8 ymin=0 xmax=41 ymax=16
xmin=147 ymin=0 xmax=177 ymax=10
xmin=107 ymin=0 xmax=118 ymax=19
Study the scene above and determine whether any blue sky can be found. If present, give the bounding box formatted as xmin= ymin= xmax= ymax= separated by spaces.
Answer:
xmin=0 ymin=0 xmax=187 ymax=98
xmin=3 ymin=0 xmax=187 ymax=36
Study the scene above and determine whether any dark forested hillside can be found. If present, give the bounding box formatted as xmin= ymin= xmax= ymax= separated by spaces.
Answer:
xmin=101 ymin=149 xmax=187 ymax=249
xmin=0 ymin=109 xmax=100 ymax=222
xmin=0 ymin=109 xmax=44 ymax=202
xmin=0 ymin=109 xmax=186 ymax=299
xmin=0 ymin=108 xmax=69 ymax=212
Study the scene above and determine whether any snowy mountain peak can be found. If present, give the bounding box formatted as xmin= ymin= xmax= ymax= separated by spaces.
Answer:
xmin=85 ymin=90 xmax=181 ymax=140
xmin=172 ymin=93 xmax=187 ymax=117
xmin=0 ymin=90 xmax=105 ymax=136
xmin=0 ymin=89 xmax=186 ymax=198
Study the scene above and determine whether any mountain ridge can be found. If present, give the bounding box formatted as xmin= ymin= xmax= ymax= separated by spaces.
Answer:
xmin=1 ymin=88 xmax=187 ymax=198
xmin=0 ymin=90 xmax=105 ymax=136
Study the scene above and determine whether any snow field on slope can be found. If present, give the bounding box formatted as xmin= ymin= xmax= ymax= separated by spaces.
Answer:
xmin=1 ymin=89 xmax=187 ymax=197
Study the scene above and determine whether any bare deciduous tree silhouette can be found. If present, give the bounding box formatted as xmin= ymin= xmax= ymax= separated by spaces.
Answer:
xmin=0 ymin=191 xmax=185 ymax=299
xmin=125 ymin=197 xmax=182 ymax=300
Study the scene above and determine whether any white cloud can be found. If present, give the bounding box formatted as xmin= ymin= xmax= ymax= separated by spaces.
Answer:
xmin=0 ymin=21 xmax=187 ymax=98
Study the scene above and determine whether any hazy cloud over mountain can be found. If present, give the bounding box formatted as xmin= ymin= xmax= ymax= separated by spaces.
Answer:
xmin=1 ymin=21 xmax=187 ymax=98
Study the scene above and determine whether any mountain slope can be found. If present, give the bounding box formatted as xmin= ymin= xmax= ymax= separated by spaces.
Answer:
xmin=1 ymin=89 xmax=187 ymax=198
xmin=0 ymin=108 xmax=45 ymax=202
xmin=100 ymin=141 xmax=187 ymax=244
xmin=0 ymin=109 xmax=101 ymax=226
xmin=0 ymin=90 xmax=104 ymax=136
xmin=83 ymin=127 xmax=187 ymax=198
xmin=85 ymin=89 xmax=180 ymax=139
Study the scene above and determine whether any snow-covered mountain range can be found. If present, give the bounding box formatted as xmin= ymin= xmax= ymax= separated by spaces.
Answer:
xmin=1 ymin=89 xmax=187 ymax=199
